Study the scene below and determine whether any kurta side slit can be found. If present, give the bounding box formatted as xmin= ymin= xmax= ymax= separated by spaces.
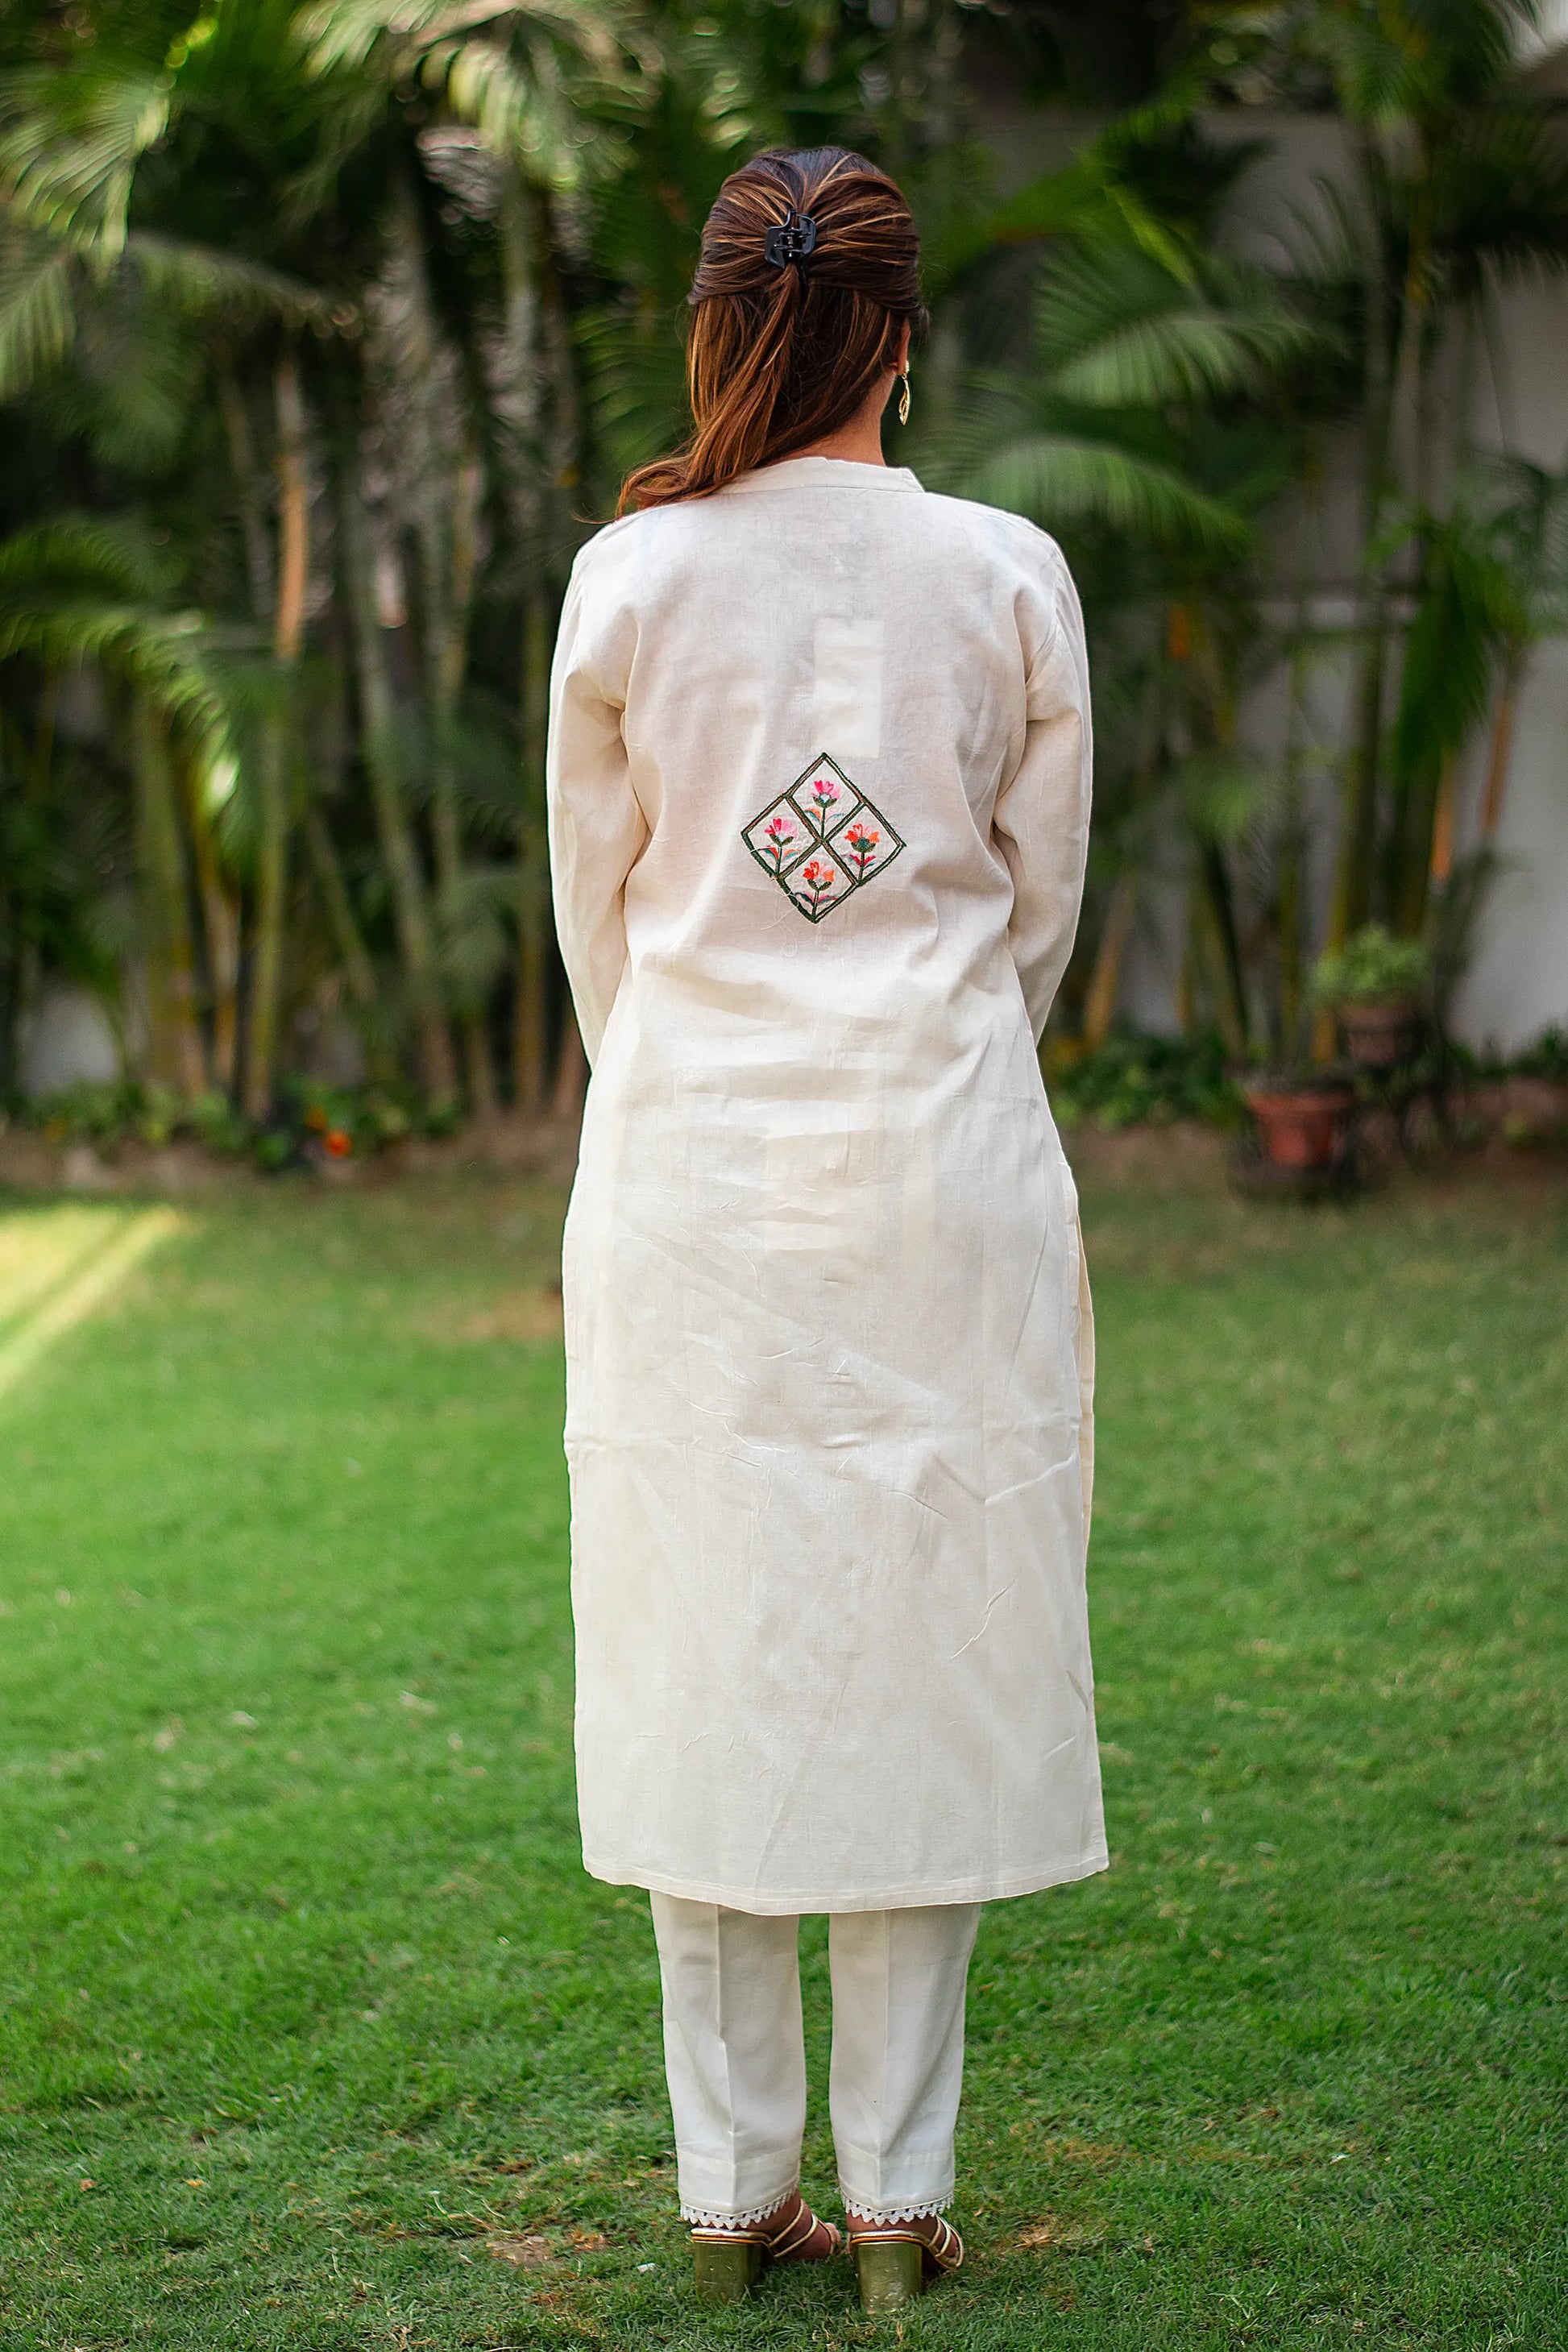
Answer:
xmin=548 ymin=455 xmax=1107 ymax=1917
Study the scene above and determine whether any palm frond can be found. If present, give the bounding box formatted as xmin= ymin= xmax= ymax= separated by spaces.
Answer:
xmin=0 ymin=599 xmax=230 ymax=760
xmin=1039 ymin=243 xmax=1315 ymax=408
xmin=124 ymin=234 xmax=351 ymax=330
xmin=0 ymin=515 xmax=172 ymax=599
xmin=1431 ymin=103 xmax=1568 ymax=288
xmin=980 ymin=158 xmax=1197 ymax=286
xmin=1391 ymin=510 xmax=1529 ymax=781
xmin=576 ymin=297 xmax=688 ymax=483
xmin=1177 ymin=750 xmax=1281 ymax=844
xmin=0 ymin=62 xmax=170 ymax=257
xmin=0 ymin=222 xmax=76 ymax=397
xmin=301 ymin=0 xmax=645 ymax=183
xmin=302 ymin=0 xmax=626 ymax=75
xmin=961 ymin=434 xmax=1255 ymax=556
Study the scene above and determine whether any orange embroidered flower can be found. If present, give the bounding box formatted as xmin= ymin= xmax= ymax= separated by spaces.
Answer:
xmin=844 ymin=823 xmax=879 ymax=874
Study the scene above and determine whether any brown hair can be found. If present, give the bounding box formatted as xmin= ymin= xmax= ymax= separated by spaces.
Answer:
xmin=618 ymin=146 xmax=925 ymax=514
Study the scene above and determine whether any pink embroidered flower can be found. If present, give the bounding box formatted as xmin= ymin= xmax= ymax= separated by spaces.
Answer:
xmin=763 ymin=814 xmax=795 ymax=868
xmin=811 ymin=781 xmax=840 ymax=827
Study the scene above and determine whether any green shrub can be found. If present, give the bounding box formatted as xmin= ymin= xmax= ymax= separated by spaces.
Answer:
xmin=22 ymin=1077 xmax=420 ymax=1169
xmin=1309 ymin=923 xmax=1430 ymax=1008
xmin=1046 ymin=1030 xmax=1242 ymax=1130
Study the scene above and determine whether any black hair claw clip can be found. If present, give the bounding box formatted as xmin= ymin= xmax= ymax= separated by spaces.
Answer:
xmin=764 ymin=210 xmax=819 ymax=269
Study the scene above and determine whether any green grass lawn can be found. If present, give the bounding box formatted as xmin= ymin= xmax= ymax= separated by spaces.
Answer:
xmin=1 ymin=1156 xmax=1564 ymax=2351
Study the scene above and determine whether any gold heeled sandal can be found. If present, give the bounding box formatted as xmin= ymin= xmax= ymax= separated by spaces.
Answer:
xmin=848 ymin=2212 xmax=964 ymax=2313
xmin=691 ymin=2196 xmax=842 ymax=2304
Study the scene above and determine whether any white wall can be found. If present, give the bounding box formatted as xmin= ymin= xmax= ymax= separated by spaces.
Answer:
xmin=19 ymin=988 xmax=122 ymax=1096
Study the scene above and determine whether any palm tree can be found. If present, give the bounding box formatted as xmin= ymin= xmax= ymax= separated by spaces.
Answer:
xmin=920 ymin=141 xmax=1321 ymax=1051
xmin=301 ymin=0 xmax=649 ymax=1112
xmin=0 ymin=516 xmax=234 ymax=1095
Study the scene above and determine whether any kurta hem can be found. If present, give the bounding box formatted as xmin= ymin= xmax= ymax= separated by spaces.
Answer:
xmin=580 ymin=1848 xmax=1110 ymax=1919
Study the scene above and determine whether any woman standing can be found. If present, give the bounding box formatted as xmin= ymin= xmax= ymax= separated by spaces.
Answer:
xmin=547 ymin=146 xmax=1105 ymax=2313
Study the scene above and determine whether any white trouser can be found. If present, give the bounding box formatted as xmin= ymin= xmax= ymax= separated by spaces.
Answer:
xmin=649 ymin=1894 xmax=981 ymax=2227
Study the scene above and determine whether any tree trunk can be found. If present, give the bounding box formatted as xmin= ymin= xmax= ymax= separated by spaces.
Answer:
xmin=243 ymin=353 xmax=309 ymax=1121
xmin=514 ymin=584 xmax=552 ymax=1112
xmin=1081 ymin=874 xmax=1135 ymax=1052
xmin=1478 ymin=658 xmax=1522 ymax=840
xmin=1322 ymin=129 xmax=1400 ymax=1030
xmin=1427 ymin=751 xmax=1458 ymax=890
xmin=1275 ymin=480 xmax=1320 ymax=1064
xmin=302 ymin=807 xmax=373 ymax=1018
xmin=334 ymin=413 xmax=458 ymax=1110
xmin=500 ymin=176 xmax=580 ymax=1116
xmin=425 ymin=446 xmax=494 ymax=1118
xmin=132 ymin=693 xmax=205 ymax=1097
xmin=550 ymin=998 xmax=586 ymax=1119
xmin=1392 ymin=752 xmax=1444 ymax=938
xmin=1199 ymin=844 xmax=1250 ymax=1056
xmin=395 ymin=179 xmax=494 ymax=1121
xmin=219 ymin=369 xmax=274 ymax=621
xmin=187 ymin=782 xmax=239 ymax=1093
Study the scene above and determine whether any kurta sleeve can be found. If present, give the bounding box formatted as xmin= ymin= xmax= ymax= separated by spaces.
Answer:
xmin=547 ymin=569 xmax=649 ymax=1067
xmin=992 ymin=554 xmax=1093 ymax=1042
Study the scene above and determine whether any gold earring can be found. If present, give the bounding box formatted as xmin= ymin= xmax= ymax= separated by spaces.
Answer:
xmin=898 ymin=371 xmax=911 ymax=425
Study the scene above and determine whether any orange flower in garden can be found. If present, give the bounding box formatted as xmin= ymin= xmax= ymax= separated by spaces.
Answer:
xmin=305 ymin=1105 xmax=329 ymax=1132
xmin=323 ymin=1128 xmax=352 ymax=1159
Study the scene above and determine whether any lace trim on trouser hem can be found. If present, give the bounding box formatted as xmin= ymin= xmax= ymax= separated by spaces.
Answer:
xmin=681 ymin=2188 xmax=799 ymax=2230
xmin=843 ymin=2195 xmax=952 ymax=2224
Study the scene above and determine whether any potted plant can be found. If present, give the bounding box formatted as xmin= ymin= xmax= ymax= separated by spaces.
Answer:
xmin=1242 ymin=1069 xmax=1356 ymax=1172
xmin=1310 ymin=925 xmax=1430 ymax=1068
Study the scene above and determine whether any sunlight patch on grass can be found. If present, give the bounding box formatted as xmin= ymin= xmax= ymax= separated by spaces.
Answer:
xmin=0 ymin=1205 xmax=127 ymax=1329
xmin=0 ymin=1205 xmax=182 ymax=1398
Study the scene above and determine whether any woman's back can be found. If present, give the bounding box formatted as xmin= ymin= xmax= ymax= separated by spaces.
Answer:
xmin=552 ymin=454 xmax=1090 ymax=1101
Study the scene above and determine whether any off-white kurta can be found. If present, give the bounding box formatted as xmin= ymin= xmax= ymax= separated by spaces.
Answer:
xmin=548 ymin=455 xmax=1105 ymax=1914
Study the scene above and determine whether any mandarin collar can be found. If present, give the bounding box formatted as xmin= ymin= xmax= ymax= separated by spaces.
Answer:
xmin=719 ymin=456 xmax=923 ymax=497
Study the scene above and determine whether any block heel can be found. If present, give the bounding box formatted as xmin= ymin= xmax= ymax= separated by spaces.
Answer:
xmin=692 ymin=2234 xmax=765 ymax=2303
xmin=855 ymin=2235 xmax=925 ymax=2312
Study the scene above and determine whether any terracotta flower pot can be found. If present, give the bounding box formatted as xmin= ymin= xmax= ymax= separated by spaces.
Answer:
xmin=1340 ymin=998 xmax=1418 ymax=1069
xmin=1244 ymin=1086 xmax=1354 ymax=1171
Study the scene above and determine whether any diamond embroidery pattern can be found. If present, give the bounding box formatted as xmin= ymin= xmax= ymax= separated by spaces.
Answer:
xmin=741 ymin=753 xmax=905 ymax=924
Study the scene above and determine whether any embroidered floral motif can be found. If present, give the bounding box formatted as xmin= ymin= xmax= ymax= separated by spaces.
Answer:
xmin=761 ymin=814 xmax=796 ymax=870
xmin=740 ymin=753 xmax=904 ymax=924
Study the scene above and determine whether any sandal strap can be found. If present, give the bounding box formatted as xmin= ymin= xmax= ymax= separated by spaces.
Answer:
xmin=767 ymin=2201 xmax=839 ymax=2257
xmin=926 ymin=2213 xmax=964 ymax=2271
xmin=848 ymin=2217 xmax=964 ymax=2271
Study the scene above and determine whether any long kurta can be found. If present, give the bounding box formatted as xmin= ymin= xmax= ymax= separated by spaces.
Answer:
xmin=547 ymin=454 xmax=1106 ymax=1914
